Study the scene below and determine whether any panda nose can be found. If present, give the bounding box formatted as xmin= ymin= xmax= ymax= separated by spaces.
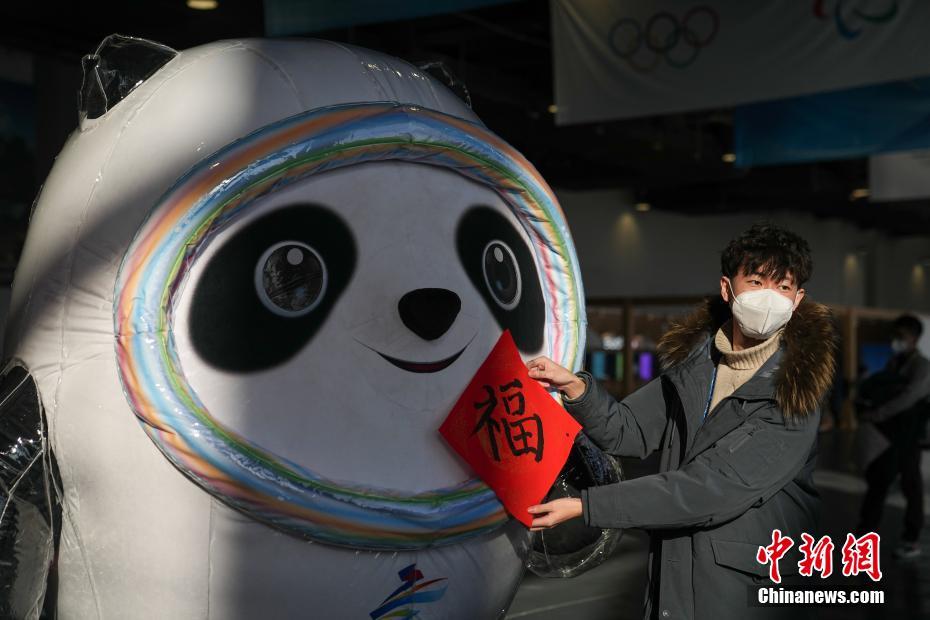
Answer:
xmin=398 ymin=288 xmax=461 ymax=341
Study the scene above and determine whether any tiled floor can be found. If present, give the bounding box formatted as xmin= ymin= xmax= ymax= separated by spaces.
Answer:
xmin=505 ymin=429 xmax=930 ymax=620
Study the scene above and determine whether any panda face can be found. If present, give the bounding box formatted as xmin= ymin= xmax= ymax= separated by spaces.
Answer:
xmin=172 ymin=161 xmax=545 ymax=494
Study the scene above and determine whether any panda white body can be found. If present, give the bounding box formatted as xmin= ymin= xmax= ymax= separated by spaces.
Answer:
xmin=1 ymin=38 xmax=586 ymax=618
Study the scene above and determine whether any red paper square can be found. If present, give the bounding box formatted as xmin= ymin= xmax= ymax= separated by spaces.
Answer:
xmin=439 ymin=330 xmax=581 ymax=527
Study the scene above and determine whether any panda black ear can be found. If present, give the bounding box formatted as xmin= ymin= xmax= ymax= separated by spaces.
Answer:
xmin=79 ymin=34 xmax=177 ymax=121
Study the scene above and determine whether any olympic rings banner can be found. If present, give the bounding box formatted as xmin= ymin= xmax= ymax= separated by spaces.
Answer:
xmin=551 ymin=0 xmax=930 ymax=124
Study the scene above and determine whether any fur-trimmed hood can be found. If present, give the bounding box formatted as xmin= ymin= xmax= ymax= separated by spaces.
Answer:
xmin=657 ymin=297 xmax=838 ymax=420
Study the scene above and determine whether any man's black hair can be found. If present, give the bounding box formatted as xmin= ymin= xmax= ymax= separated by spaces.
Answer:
xmin=892 ymin=314 xmax=923 ymax=340
xmin=721 ymin=223 xmax=812 ymax=286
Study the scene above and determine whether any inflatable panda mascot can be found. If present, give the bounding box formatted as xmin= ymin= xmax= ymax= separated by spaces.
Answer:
xmin=0 ymin=36 xmax=621 ymax=619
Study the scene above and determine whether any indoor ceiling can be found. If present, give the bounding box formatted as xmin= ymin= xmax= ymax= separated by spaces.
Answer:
xmin=0 ymin=0 xmax=927 ymax=236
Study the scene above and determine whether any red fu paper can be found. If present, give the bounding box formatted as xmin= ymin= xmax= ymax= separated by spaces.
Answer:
xmin=439 ymin=330 xmax=581 ymax=527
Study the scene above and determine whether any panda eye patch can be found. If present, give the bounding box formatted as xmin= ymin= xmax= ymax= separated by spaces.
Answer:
xmin=482 ymin=240 xmax=521 ymax=309
xmin=256 ymin=241 xmax=327 ymax=316
xmin=188 ymin=204 xmax=356 ymax=372
xmin=456 ymin=206 xmax=544 ymax=353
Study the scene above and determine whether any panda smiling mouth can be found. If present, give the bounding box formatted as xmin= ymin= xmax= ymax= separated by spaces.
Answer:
xmin=374 ymin=346 xmax=467 ymax=373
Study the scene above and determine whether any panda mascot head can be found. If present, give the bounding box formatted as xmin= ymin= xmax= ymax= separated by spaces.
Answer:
xmin=0 ymin=35 xmax=619 ymax=618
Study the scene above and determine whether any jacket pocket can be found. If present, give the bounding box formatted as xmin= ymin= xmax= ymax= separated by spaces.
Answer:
xmin=710 ymin=537 xmax=799 ymax=579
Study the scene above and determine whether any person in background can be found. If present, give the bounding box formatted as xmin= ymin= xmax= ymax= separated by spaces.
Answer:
xmin=857 ymin=314 xmax=930 ymax=559
xmin=524 ymin=224 xmax=836 ymax=620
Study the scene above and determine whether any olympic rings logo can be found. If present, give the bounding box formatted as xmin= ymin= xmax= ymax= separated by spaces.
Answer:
xmin=813 ymin=0 xmax=898 ymax=40
xmin=608 ymin=6 xmax=719 ymax=72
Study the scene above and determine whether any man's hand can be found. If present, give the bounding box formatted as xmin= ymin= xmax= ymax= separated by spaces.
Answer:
xmin=527 ymin=356 xmax=586 ymax=399
xmin=527 ymin=497 xmax=583 ymax=531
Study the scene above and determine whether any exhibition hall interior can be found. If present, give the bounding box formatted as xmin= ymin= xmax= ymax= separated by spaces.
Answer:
xmin=0 ymin=1 xmax=928 ymax=619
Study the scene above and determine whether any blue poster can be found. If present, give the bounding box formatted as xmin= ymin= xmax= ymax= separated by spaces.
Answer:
xmin=734 ymin=76 xmax=930 ymax=167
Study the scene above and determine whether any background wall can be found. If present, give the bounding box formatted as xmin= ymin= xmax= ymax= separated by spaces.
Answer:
xmin=556 ymin=187 xmax=930 ymax=313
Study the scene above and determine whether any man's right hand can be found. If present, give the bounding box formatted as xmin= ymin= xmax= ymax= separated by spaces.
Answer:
xmin=526 ymin=356 xmax=586 ymax=400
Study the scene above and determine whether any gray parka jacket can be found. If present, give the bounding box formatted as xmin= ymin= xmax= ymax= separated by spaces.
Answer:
xmin=565 ymin=298 xmax=837 ymax=620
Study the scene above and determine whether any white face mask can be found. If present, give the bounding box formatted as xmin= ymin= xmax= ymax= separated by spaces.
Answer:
xmin=891 ymin=339 xmax=909 ymax=354
xmin=726 ymin=279 xmax=798 ymax=340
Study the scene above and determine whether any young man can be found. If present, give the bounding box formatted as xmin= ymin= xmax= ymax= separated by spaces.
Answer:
xmin=857 ymin=314 xmax=930 ymax=559
xmin=526 ymin=224 xmax=836 ymax=620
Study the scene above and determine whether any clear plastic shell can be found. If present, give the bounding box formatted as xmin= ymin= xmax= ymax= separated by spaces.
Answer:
xmin=0 ymin=361 xmax=60 ymax=619
xmin=79 ymin=34 xmax=177 ymax=121
xmin=526 ymin=434 xmax=624 ymax=578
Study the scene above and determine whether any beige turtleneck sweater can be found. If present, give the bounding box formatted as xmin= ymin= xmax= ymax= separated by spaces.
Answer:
xmin=707 ymin=321 xmax=783 ymax=414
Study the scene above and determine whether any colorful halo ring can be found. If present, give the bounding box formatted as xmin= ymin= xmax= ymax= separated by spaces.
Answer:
xmin=113 ymin=102 xmax=586 ymax=550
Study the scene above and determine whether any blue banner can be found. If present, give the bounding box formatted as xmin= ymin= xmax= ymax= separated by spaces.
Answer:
xmin=265 ymin=0 xmax=516 ymax=36
xmin=734 ymin=77 xmax=930 ymax=167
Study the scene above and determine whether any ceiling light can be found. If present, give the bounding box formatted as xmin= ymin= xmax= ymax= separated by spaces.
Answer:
xmin=849 ymin=188 xmax=870 ymax=200
xmin=635 ymin=202 xmax=651 ymax=212
xmin=721 ymin=152 xmax=736 ymax=163
xmin=547 ymin=104 xmax=558 ymax=114
xmin=187 ymin=0 xmax=218 ymax=10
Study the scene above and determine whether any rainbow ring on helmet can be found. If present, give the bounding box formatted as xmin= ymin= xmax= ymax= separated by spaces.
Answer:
xmin=113 ymin=102 xmax=585 ymax=550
